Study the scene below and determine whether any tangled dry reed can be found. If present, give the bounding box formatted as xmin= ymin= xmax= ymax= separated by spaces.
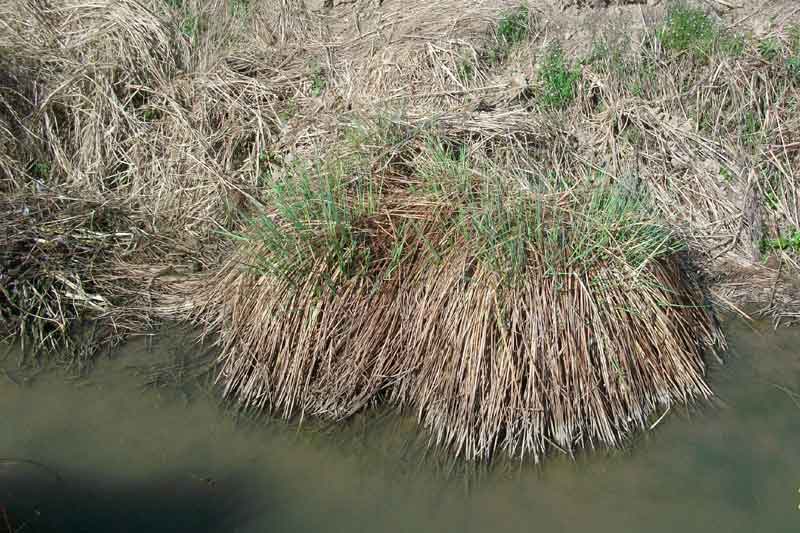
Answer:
xmin=1 ymin=0 xmax=315 ymax=355
xmin=0 ymin=193 xmax=137 ymax=367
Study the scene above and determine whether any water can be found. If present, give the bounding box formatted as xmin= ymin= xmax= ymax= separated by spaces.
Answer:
xmin=1 ymin=321 xmax=798 ymax=533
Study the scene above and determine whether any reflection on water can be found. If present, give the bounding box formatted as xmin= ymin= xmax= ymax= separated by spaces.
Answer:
xmin=1 ymin=321 xmax=798 ymax=533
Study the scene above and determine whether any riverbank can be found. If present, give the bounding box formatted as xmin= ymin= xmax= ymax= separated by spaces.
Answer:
xmin=1 ymin=0 xmax=799 ymax=460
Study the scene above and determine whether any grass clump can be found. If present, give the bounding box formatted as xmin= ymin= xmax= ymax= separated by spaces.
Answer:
xmin=786 ymin=26 xmax=800 ymax=80
xmin=30 ymin=162 xmax=51 ymax=180
xmin=310 ymin=62 xmax=327 ymax=97
xmin=199 ymin=127 xmax=722 ymax=461
xmin=496 ymin=4 xmax=529 ymax=46
xmin=538 ymin=45 xmax=581 ymax=109
xmin=487 ymin=3 xmax=531 ymax=64
xmin=242 ymin=160 xmax=383 ymax=289
xmin=741 ymin=110 xmax=765 ymax=147
xmin=457 ymin=54 xmax=476 ymax=82
xmin=658 ymin=5 xmax=717 ymax=58
xmin=230 ymin=0 xmax=249 ymax=18
xmin=718 ymin=32 xmax=746 ymax=57
xmin=758 ymin=37 xmax=782 ymax=61
xmin=788 ymin=56 xmax=800 ymax=80
xmin=5 ymin=0 xmax=771 ymax=464
xmin=656 ymin=6 xmax=742 ymax=59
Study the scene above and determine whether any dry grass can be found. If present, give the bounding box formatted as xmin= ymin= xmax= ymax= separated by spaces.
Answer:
xmin=0 ymin=0 xmax=321 ymax=359
xmin=0 ymin=0 xmax=323 ymax=235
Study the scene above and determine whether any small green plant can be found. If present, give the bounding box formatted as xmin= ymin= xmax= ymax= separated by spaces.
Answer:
xmin=496 ymin=4 xmax=529 ymax=46
xmin=256 ymin=150 xmax=280 ymax=188
xmin=789 ymin=28 xmax=800 ymax=50
xmin=31 ymin=161 xmax=50 ymax=180
xmin=658 ymin=5 xmax=716 ymax=58
xmin=457 ymin=56 xmax=475 ymax=83
xmin=165 ymin=0 xmax=202 ymax=40
xmin=310 ymin=63 xmax=327 ymax=97
xmin=758 ymin=37 xmax=782 ymax=61
xmin=623 ymin=127 xmax=642 ymax=146
xmin=762 ymin=229 xmax=800 ymax=252
xmin=243 ymin=160 xmax=382 ymax=289
xmin=766 ymin=193 xmax=779 ymax=212
xmin=415 ymin=137 xmax=473 ymax=197
xmin=741 ymin=111 xmax=764 ymax=147
xmin=718 ymin=32 xmax=746 ymax=57
xmin=230 ymin=0 xmax=249 ymax=18
xmin=787 ymin=56 xmax=800 ymax=80
xmin=789 ymin=25 xmax=800 ymax=52
xmin=180 ymin=14 xmax=198 ymax=39
xmin=344 ymin=114 xmax=406 ymax=152
xmin=277 ymin=99 xmax=298 ymax=124
xmin=538 ymin=45 xmax=581 ymax=109
xmin=487 ymin=3 xmax=530 ymax=64
xmin=142 ymin=109 xmax=159 ymax=121
xmin=582 ymin=36 xmax=629 ymax=72
xmin=584 ymin=41 xmax=611 ymax=66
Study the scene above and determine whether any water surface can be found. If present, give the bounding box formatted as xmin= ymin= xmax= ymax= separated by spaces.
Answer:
xmin=1 ymin=322 xmax=798 ymax=532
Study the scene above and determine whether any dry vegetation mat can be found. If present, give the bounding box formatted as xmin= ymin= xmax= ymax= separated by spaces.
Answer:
xmin=1 ymin=0 xmax=799 ymax=461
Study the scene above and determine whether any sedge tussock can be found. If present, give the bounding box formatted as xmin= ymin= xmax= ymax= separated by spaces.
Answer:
xmin=195 ymin=140 xmax=723 ymax=460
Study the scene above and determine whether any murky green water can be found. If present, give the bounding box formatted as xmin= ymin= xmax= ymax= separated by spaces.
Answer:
xmin=1 ymin=321 xmax=798 ymax=533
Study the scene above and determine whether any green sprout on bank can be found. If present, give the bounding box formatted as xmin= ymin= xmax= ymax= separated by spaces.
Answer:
xmin=538 ymin=45 xmax=581 ymax=109
xmin=163 ymin=0 xmax=203 ymax=40
xmin=180 ymin=13 xmax=199 ymax=39
xmin=142 ymin=108 xmax=160 ymax=121
xmin=230 ymin=0 xmax=249 ymax=18
xmin=310 ymin=62 xmax=327 ymax=97
xmin=741 ymin=110 xmax=764 ymax=147
xmin=788 ymin=56 xmax=800 ymax=80
xmin=657 ymin=5 xmax=743 ymax=59
xmin=457 ymin=52 xmax=476 ymax=83
xmin=658 ymin=5 xmax=715 ymax=54
xmin=719 ymin=32 xmax=746 ymax=57
xmin=762 ymin=229 xmax=800 ymax=253
xmin=243 ymin=159 xmax=382 ymax=290
xmin=488 ymin=3 xmax=530 ymax=64
xmin=758 ymin=37 xmax=782 ymax=61
xmin=790 ymin=25 xmax=800 ymax=52
xmin=31 ymin=161 xmax=50 ymax=180
xmin=496 ymin=4 xmax=529 ymax=46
